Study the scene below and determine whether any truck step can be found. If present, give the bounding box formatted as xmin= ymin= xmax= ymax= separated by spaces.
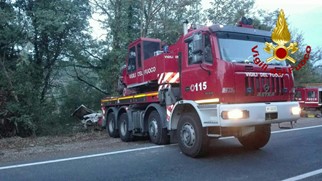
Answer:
xmin=278 ymin=121 xmax=295 ymax=129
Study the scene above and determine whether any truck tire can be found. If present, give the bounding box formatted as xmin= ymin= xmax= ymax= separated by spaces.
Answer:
xmin=237 ymin=124 xmax=271 ymax=149
xmin=177 ymin=112 xmax=208 ymax=157
xmin=148 ymin=110 xmax=169 ymax=145
xmin=107 ymin=112 xmax=119 ymax=138
xmin=118 ymin=113 xmax=133 ymax=142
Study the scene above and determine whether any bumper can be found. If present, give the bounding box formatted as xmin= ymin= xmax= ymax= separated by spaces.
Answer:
xmin=198 ymin=101 xmax=300 ymax=127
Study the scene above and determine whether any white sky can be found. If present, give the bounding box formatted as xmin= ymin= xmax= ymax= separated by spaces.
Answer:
xmin=202 ymin=0 xmax=322 ymax=49
xmin=90 ymin=0 xmax=322 ymax=49
xmin=255 ymin=0 xmax=322 ymax=50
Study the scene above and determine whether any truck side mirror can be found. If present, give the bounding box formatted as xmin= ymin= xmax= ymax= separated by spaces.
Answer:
xmin=192 ymin=33 xmax=203 ymax=54
xmin=192 ymin=54 xmax=203 ymax=64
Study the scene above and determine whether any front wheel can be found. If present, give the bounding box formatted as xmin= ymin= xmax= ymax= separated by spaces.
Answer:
xmin=237 ymin=124 xmax=271 ymax=149
xmin=177 ymin=112 xmax=208 ymax=157
xmin=118 ymin=113 xmax=133 ymax=142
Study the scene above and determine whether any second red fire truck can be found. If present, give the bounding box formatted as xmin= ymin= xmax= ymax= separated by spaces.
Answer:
xmin=101 ymin=20 xmax=301 ymax=157
xmin=295 ymin=87 xmax=322 ymax=116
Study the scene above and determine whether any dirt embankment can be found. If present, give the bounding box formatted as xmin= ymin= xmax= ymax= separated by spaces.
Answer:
xmin=0 ymin=129 xmax=151 ymax=164
xmin=0 ymin=131 xmax=115 ymax=163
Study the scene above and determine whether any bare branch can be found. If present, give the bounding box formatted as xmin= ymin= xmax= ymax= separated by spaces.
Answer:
xmin=92 ymin=0 xmax=112 ymax=19
xmin=151 ymin=0 xmax=165 ymax=17
xmin=72 ymin=66 xmax=108 ymax=95
xmin=62 ymin=52 xmax=102 ymax=70
xmin=84 ymin=49 xmax=104 ymax=62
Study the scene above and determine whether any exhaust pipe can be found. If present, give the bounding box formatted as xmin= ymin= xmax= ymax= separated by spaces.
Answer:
xmin=183 ymin=20 xmax=188 ymax=35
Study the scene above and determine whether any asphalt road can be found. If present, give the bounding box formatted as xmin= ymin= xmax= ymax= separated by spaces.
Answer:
xmin=0 ymin=124 xmax=322 ymax=181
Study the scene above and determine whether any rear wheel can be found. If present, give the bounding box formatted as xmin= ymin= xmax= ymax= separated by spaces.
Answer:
xmin=177 ymin=112 xmax=208 ymax=157
xmin=106 ymin=112 xmax=119 ymax=138
xmin=118 ymin=113 xmax=133 ymax=142
xmin=148 ymin=110 xmax=169 ymax=145
xmin=237 ymin=124 xmax=271 ymax=149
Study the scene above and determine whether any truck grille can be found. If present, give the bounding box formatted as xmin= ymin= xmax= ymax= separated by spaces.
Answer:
xmin=245 ymin=76 xmax=285 ymax=96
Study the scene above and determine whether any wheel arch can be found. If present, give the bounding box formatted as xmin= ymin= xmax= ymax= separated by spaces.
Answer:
xmin=105 ymin=107 xmax=118 ymax=127
xmin=144 ymin=103 xmax=167 ymax=129
xmin=170 ymin=101 xmax=201 ymax=130
xmin=116 ymin=106 xmax=129 ymax=129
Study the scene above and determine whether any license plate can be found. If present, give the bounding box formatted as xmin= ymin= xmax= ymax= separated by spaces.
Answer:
xmin=266 ymin=106 xmax=277 ymax=113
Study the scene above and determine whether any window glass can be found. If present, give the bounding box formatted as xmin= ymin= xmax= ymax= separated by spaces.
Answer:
xmin=308 ymin=91 xmax=316 ymax=98
xmin=294 ymin=91 xmax=302 ymax=99
xmin=187 ymin=34 xmax=213 ymax=65
xmin=137 ymin=44 xmax=142 ymax=67
xmin=143 ymin=41 xmax=160 ymax=60
xmin=188 ymin=41 xmax=193 ymax=65
xmin=204 ymin=34 xmax=213 ymax=64
xmin=218 ymin=34 xmax=286 ymax=66
xmin=128 ymin=46 xmax=136 ymax=73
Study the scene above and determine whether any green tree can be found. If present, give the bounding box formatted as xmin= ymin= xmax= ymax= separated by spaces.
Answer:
xmin=206 ymin=0 xmax=254 ymax=25
xmin=20 ymin=0 xmax=91 ymax=101
xmin=1 ymin=0 xmax=93 ymax=136
xmin=252 ymin=9 xmax=279 ymax=30
xmin=290 ymin=32 xmax=322 ymax=85
xmin=0 ymin=0 xmax=31 ymax=136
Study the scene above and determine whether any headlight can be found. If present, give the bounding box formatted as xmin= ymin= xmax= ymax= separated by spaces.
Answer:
xmin=221 ymin=109 xmax=249 ymax=119
xmin=291 ymin=107 xmax=301 ymax=115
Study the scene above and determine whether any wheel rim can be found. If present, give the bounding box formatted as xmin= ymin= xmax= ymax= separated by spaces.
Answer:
xmin=180 ymin=123 xmax=196 ymax=148
xmin=108 ymin=118 xmax=114 ymax=133
xmin=120 ymin=120 xmax=127 ymax=136
xmin=149 ymin=118 xmax=158 ymax=138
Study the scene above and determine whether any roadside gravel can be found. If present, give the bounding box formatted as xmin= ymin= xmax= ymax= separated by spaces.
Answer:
xmin=0 ymin=130 xmax=150 ymax=164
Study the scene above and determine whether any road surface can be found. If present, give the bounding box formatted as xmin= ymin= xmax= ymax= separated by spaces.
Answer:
xmin=0 ymin=120 xmax=322 ymax=181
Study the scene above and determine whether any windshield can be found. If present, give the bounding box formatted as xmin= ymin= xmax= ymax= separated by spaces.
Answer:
xmin=295 ymin=91 xmax=302 ymax=99
xmin=218 ymin=36 xmax=286 ymax=66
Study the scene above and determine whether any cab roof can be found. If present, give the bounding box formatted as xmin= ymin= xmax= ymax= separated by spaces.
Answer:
xmin=209 ymin=24 xmax=271 ymax=37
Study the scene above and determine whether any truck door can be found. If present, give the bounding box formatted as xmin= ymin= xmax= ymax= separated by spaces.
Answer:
xmin=136 ymin=43 xmax=143 ymax=83
xmin=126 ymin=44 xmax=144 ymax=86
xmin=181 ymin=32 xmax=216 ymax=101
xmin=294 ymin=88 xmax=305 ymax=107
xmin=127 ymin=46 xmax=137 ymax=85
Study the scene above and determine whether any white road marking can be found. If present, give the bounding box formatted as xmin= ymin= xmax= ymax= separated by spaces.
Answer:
xmin=0 ymin=145 xmax=164 ymax=171
xmin=272 ymin=125 xmax=322 ymax=133
xmin=0 ymin=124 xmax=321 ymax=171
xmin=282 ymin=168 xmax=322 ymax=181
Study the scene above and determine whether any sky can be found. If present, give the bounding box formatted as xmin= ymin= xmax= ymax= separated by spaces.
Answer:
xmin=202 ymin=0 xmax=322 ymax=49
xmin=254 ymin=0 xmax=322 ymax=49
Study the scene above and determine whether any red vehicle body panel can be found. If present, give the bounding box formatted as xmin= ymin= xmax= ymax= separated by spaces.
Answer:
xmin=123 ymin=38 xmax=178 ymax=87
xmin=295 ymin=87 xmax=322 ymax=108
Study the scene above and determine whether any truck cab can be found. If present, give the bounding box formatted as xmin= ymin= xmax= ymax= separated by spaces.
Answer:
xmin=295 ymin=87 xmax=322 ymax=110
xmin=122 ymin=37 xmax=179 ymax=94
xmin=179 ymin=25 xmax=293 ymax=104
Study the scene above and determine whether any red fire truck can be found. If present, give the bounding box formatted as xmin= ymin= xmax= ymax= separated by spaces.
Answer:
xmin=101 ymin=21 xmax=301 ymax=157
xmin=295 ymin=87 xmax=322 ymax=116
